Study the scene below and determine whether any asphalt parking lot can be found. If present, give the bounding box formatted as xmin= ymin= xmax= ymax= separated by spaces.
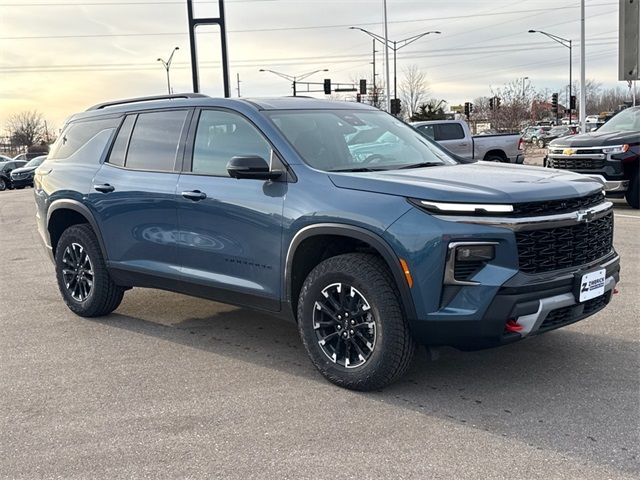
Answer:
xmin=1 ymin=188 xmax=638 ymax=479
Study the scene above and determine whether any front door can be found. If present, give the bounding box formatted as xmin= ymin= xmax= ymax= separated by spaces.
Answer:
xmin=176 ymin=109 xmax=285 ymax=311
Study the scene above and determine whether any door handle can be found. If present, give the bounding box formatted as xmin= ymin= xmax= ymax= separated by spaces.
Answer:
xmin=182 ymin=190 xmax=207 ymax=201
xmin=94 ymin=183 xmax=115 ymax=193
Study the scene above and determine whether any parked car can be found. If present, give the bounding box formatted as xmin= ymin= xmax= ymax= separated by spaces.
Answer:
xmin=0 ymin=160 xmax=28 ymax=191
xmin=536 ymin=125 xmax=578 ymax=148
xmin=545 ymin=106 xmax=639 ymax=208
xmin=13 ymin=152 xmax=45 ymax=162
xmin=10 ymin=155 xmax=46 ymax=188
xmin=521 ymin=125 xmax=552 ymax=144
xmin=412 ymin=119 xmax=524 ymax=163
xmin=35 ymin=94 xmax=619 ymax=390
xmin=0 ymin=155 xmax=12 ymax=163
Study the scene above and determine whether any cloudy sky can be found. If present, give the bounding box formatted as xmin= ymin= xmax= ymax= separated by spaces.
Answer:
xmin=0 ymin=0 xmax=621 ymax=128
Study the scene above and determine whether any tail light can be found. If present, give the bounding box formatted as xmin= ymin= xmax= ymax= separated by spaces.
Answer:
xmin=518 ymin=137 xmax=524 ymax=151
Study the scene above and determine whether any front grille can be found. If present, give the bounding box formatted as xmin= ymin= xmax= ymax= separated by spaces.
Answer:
xmin=516 ymin=212 xmax=613 ymax=274
xmin=512 ymin=192 xmax=604 ymax=217
xmin=548 ymin=157 xmax=605 ymax=170
xmin=539 ymin=292 xmax=611 ymax=332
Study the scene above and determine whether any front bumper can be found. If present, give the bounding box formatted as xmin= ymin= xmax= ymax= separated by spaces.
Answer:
xmin=10 ymin=177 xmax=34 ymax=188
xmin=410 ymin=253 xmax=620 ymax=350
xmin=583 ymin=175 xmax=629 ymax=193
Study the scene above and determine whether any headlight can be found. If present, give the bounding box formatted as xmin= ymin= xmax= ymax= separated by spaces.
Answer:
xmin=602 ymin=144 xmax=629 ymax=154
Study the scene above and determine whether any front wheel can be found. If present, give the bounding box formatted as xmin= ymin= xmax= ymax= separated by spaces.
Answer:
xmin=0 ymin=177 xmax=6 ymax=191
xmin=297 ymin=253 xmax=416 ymax=391
xmin=626 ymin=173 xmax=639 ymax=209
xmin=536 ymin=138 xmax=546 ymax=148
xmin=55 ymin=224 xmax=125 ymax=317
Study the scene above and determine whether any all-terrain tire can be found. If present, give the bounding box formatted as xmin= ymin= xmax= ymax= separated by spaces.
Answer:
xmin=55 ymin=224 xmax=125 ymax=317
xmin=297 ymin=253 xmax=416 ymax=391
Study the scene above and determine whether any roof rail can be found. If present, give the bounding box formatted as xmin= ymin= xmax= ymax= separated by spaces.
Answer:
xmin=86 ymin=93 xmax=209 ymax=111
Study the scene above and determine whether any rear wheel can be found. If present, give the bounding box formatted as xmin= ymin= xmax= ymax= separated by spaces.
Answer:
xmin=297 ymin=253 xmax=416 ymax=391
xmin=626 ymin=173 xmax=639 ymax=209
xmin=0 ymin=178 xmax=7 ymax=191
xmin=536 ymin=138 xmax=546 ymax=148
xmin=484 ymin=154 xmax=504 ymax=162
xmin=55 ymin=224 xmax=125 ymax=317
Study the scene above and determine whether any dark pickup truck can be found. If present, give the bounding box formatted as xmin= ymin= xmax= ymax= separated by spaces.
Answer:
xmin=545 ymin=106 xmax=640 ymax=208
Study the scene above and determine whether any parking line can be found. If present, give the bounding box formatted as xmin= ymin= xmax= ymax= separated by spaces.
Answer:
xmin=615 ymin=214 xmax=640 ymax=219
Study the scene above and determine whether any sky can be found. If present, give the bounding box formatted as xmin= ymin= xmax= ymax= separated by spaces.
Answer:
xmin=0 ymin=0 xmax=622 ymax=129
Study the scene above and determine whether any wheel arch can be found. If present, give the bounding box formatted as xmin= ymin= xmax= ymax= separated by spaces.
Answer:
xmin=47 ymin=199 xmax=108 ymax=260
xmin=483 ymin=149 xmax=508 ymax=161
xmin=284 ymin=224 xmax=417 ymax=322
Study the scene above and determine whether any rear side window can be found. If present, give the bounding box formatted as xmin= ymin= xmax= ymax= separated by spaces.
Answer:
xmin=435 ymin=123 xmax=465 ymax=141
xmin=125 ymin=110 xmax=188 ymax=172
xmin=108 ymin=115 xmax=136 ymax=167
xmin=48 ymin=118 xmax=118 ymax=160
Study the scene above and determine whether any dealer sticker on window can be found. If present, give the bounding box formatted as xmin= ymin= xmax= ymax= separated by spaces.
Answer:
xmin=579 ymin=269 xmax=606 ymax=302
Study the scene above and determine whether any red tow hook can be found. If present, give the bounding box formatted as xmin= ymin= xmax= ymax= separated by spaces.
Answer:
xmin=613 ymin=288 xmax=619 ymax=295
xmin=505 ymin=319 xmax=524 ymax=333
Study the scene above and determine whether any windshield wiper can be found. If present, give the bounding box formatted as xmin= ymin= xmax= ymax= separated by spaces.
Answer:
xmin=395 ymin=162 xmax=443 ymax=169
xmin=329 ymin=167 xmax=385 ymax=172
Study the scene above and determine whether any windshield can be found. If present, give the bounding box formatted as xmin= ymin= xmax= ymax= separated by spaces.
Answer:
xmin=598 ymin=107 xmax=640 ymax=133
xmin=267 ymin=109 xmax=456 ymax=172
xmin=25 ymin=156 xmax=45 ymax=168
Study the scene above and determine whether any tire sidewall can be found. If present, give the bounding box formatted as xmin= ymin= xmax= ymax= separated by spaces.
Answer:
xmin=298 ymin=267 xmax=400 ymax=387
xmin=55 ymin=227 xmax=100 ymax=314
xmin=0 ymin=178 xmax=6 ymax=191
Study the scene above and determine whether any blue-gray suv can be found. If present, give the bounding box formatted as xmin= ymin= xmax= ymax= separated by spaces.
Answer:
xmin=35 ymin=94 xmax=620 ymax=390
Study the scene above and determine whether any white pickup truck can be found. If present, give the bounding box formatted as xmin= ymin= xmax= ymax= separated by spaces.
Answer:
xmin=412 ymin=119 xmax=525 ymax=163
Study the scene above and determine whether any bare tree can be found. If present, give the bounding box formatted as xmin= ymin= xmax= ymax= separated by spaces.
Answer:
xmin=6 ymin=111 xmax=46 ymax=148
xmin=399 ymin=65 xmax=429 ymax=119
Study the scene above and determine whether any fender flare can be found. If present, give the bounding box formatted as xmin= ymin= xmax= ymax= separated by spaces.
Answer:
xmin=46 ymin=199 xmax=109 ymax=260
xmin=283 ymin=223 xmax=417 ymax=321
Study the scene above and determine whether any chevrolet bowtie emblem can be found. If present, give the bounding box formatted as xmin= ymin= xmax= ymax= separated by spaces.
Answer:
xmin=576 ymin=209 xmax=596 ymax=223
xmin=563 ymin=148 xmax=576 ymax=155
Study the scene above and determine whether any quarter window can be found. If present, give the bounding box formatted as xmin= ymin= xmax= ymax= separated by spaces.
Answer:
xmin=48 ymin=118 xmax=118 ymax=160
xmin=126 ymin=110 xmax=188 ymax=171
xmin=192 ymin=110 xmax=272 ymax=176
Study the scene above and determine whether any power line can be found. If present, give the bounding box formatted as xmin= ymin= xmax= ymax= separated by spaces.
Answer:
xmin=0 ymin=3 xmax=617 ymax=40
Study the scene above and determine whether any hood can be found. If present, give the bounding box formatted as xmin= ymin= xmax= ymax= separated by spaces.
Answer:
xmin=11 ymin=166 xmax=37 ymax=175
xmin=328 ymin=162 xmax=603 ymax=204
xmin=549 ymin=130 xmax=638 ymax=147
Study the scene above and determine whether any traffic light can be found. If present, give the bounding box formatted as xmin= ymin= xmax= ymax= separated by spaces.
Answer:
xmin=570 ymin=95 xmax=576 ymax=110
xmin=359 ymin=79 xmax=367 ymax=95
xmin=551 ymin=93 xmax=559 ymax=114
xmin=323 ymin=78 xmax=332 ymax=95
xmin=495 ymin=97 xmax=501 ymax=109
xmin=390 ymin=98 xmax=402 ymax=115
xmin=464 ymin=102 xmax=473 ymax=117
xmin=356 ymin=93 xmax=362 ymax=103
xmin=489 ymin=97 xmax=494 ymax=110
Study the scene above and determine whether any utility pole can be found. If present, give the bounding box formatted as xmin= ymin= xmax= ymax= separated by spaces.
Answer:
xmin=383 ymin=0 xmax=391 ymax=113
xmin=236 ymin=73 xmax=241 ymax=97
xmin=372 ymin=39 xmax=377 ymax=103
xmin=522 ymin=76 xmax=529 ymax=98
xmin=580 ymin=0 xmax=586 ymax=131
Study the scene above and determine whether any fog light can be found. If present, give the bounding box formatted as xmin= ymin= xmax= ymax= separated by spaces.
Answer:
xmin=455 ymin=245 xmax=495 ymax=262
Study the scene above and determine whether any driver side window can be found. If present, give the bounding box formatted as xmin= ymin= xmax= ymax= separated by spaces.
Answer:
xmin=192 ymin=110 xmax=272 ymax=176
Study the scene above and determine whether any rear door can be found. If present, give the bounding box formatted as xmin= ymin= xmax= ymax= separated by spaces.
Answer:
xmin=434 ymin=122 xmax=470 ymax=157
xmin=87 ymin=109 xmax=192 ymax=277
xmin=175 ymin=109 xmax=285 ymax=311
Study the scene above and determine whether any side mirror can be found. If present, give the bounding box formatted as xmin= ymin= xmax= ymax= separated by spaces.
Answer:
xmin=227 ymin=155 xmax=282 ymax=180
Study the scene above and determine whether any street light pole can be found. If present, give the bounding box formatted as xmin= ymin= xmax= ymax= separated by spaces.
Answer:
xmin=349 ymin=26 xmax=441 ymax=114
xmin=522 ymin=76 xmax=529 ymax=98
xmin=157 ymin=46 xmax=180 ymax=94
xmin=383 ymin=0 xmax=391 ymax=113
xmin=528 ymin=29 xmax=573 ymax=123
xmin=259 ymin=68 xmax=329 ymax=96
